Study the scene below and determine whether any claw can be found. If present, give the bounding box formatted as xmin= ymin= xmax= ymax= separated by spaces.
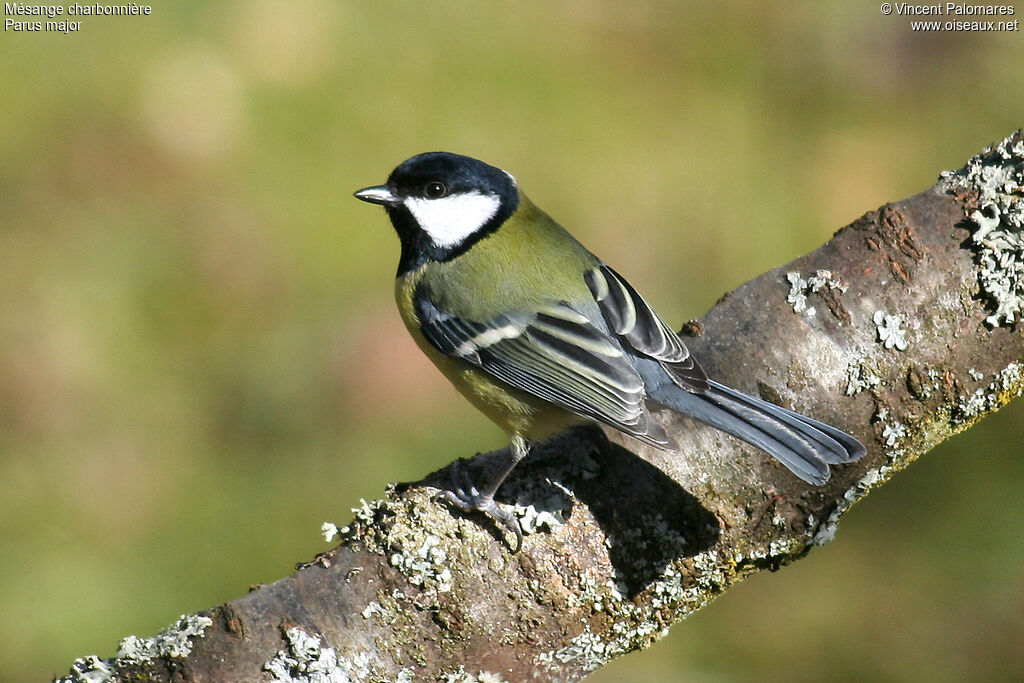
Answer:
xmin=441 ymin=460 xmax=524 ymax=553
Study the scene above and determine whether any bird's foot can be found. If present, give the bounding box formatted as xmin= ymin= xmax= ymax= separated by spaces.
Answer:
xmin=442 ymin=461 xmax=523 ymax=553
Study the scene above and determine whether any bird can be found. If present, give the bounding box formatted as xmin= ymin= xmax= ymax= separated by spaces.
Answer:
xmin=354 ymin=152 xmax=865 ymax=550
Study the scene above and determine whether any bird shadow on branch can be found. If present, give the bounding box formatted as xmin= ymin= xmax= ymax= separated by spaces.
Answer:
xmin=418 ymin=427 xmax=720 ymax=597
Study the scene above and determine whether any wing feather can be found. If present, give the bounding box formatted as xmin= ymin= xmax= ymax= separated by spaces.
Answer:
xmin=413 ymin=288 xmax=667 ymax=441
xmin=585 ymin=264 xmax=709 ymax=392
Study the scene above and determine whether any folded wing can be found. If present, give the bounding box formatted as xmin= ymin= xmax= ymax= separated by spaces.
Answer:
xmin=414 ymin=288 xmax=672 ymax=447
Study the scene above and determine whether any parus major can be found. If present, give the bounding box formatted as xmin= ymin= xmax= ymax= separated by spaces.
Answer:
xmin=355 ymin=152 xmax=865 ymax=550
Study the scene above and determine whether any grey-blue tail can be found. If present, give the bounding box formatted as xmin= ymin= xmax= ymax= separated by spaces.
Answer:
xmin=652 ymin=380 xmax=866 ymax=485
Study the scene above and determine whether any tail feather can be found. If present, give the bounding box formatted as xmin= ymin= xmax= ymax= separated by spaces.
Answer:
xmin=650 ymin=379 xmax=865 ymax=485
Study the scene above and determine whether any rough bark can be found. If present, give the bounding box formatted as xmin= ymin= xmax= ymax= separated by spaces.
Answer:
xmin=59 ymin=132 xmax=1024 ymax=683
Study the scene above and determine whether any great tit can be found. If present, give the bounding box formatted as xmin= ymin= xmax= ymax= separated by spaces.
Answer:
xmin=355 ymin=152 xmax=865 ymax=550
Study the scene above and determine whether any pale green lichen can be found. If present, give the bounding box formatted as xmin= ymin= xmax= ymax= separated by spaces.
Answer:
xmin=812 ymin=467 xmax=890 ymax=546
xmin=940 ymin=131 xmax=1024 ymax=326
xmin=351 ymin=497 xmax=388 ymax=528
xmin=538 ymin=533 xmax=735 ymax=676
xmin=881 ymin=422 xmax=907 ymax=448
xmin=873 ymin=310 xmax=909 ymax=350
xmin=264 ymin=627 xmax=361 ymax=683
xmin=564 ymin=569 xmax=623 ymax=612
xmin=785 ymin=269 xmax=848 ymax=316
xmin=817 ymin=361 xmax=1022 ymax=548
xmin=322 ymin=521 xmax=340 ymax=542
xmin=117 ymin=613 xmax=213 ymax=663
xmin=381 ymin=587 xmax=429 ymax=665
xmin=388 ymin=533 xmax=452 ymax=592
xmin=56 ymin=614 xmax=213 ymax=682
xmin=951 ymin=361 xmax=1023 ymax=425
xmin=328 ymin=496 xmax=394 ymax=553
xmin=500 ymin=434 xmax=601 ymax=538
xmin=730 ymin=535 xmax=806 ymax=573
xmin=845 ymin=359 xmax=883 ymax=395
xmin=537 ymin=629 xmax=610 ymax=673
xmin=917 ymin=367 xmax=942 ymax=399
xmin=57 ymin=655 xmax=115 ymax=683
xmin=508 ymin=480 xmax=570 ymax=535
xmin=332 ymin=489 xmax=472 ymax=668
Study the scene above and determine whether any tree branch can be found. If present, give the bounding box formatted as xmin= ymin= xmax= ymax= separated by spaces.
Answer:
xmin=59 ymin=131 xmax=1024 ymax=683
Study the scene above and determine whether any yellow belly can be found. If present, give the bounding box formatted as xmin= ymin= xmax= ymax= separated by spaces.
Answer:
xmin=441 ymin=358 xmax=582 ymax=439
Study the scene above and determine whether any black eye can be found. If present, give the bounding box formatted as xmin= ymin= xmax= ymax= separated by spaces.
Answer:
xmin=424 ymin=182 xmax=447 ymax=199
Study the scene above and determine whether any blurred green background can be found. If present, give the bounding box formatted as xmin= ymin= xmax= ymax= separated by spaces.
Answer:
xmin=1 ymin=1 xmax=1022 ymax=681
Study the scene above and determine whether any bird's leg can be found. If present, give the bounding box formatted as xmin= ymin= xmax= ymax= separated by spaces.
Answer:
xmin=443 ymin=434 xmax=529 ymax=552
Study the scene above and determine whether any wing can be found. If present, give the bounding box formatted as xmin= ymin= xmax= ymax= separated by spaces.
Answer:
xmin=413 ymin=288 xmax=672 ymax=446
xmin=584 ymin=264 xmax=709 ymax=392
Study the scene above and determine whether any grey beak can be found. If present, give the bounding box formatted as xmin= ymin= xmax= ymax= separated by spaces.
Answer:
xmin=354 ymin=185 xmax=400 ymax=206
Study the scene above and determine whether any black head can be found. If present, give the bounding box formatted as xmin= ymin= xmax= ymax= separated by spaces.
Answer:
xmin=354 ymin=152 xmax=519 ymax=274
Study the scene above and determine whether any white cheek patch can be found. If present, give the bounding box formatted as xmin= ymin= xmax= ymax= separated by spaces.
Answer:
xmin=404 ymin=192 xmax=501 ymax=248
